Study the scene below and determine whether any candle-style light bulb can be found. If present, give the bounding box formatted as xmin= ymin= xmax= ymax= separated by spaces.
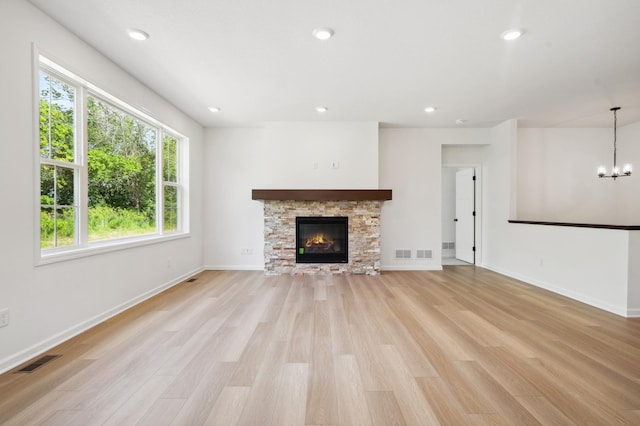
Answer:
xmin=612 ymin=166 xmax=620 ymax=177
xmin=597 ymin=166 xmax=607 ymax=178
xmin=623 ymin=164 xmax=633 ymax=175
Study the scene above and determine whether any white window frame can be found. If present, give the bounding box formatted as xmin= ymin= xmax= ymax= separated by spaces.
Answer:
xmin=34 ymin=53 xmax=189 ymax=265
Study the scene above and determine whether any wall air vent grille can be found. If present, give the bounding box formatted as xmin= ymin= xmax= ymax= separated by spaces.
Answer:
xmin=417 ymin=250 xmax=433 ymax=259
xmin=395 ymin=249 xmax=411 ymax=259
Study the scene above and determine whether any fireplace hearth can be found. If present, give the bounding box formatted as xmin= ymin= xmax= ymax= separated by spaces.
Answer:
xmin=296 ymin=217 xmax=348 ymax=263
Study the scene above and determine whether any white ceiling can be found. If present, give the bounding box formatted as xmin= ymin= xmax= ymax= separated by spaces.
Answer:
xmin=28 ymin=0 xmax=640 ymax=128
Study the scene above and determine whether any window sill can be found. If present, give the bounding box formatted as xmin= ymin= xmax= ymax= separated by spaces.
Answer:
xmin=36 ymin=232 xmax=190 ymax=266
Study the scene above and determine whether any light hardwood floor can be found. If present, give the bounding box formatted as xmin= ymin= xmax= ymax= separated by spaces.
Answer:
xmin=1 ymin=267 xmax=640 ymax=425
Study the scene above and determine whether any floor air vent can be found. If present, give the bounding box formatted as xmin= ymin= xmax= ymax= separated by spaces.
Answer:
xmin=15 ymin=355 xmax=61 ymax=373
xmin=186 ymin=278 xmax=197 ymax=283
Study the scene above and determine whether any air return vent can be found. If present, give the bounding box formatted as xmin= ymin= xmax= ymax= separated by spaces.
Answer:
xmin=395 ymin=249 xmax=411 ymax=259
xmin=417 ymin=250 xmax=433 ymax=259
xmin=15 ymin=355 xmax=60 ymax=373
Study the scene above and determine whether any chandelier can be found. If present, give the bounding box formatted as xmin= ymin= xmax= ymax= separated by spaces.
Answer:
xmin=597 ymin=107 xmax=632 ymax=180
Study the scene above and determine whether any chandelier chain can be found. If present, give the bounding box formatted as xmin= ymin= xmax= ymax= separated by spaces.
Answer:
xmin=613 ymin=107 xmax=617 ymax=168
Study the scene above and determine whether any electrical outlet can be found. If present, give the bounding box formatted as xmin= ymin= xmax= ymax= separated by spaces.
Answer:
xmin=330 ymin=161 xmax=340 ymax=169
xmin=0 ymin=308 xmax=9 ymax=328
xmin=241 ymin=248 xmax=253 ymax=255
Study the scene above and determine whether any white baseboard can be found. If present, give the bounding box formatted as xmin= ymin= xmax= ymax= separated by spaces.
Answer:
xmin=205 ymin=264 xmax=445 ymax=272
xmin=482 ymin=263 xmax=628 ymax=317
xmin=0 ymin=266 xmax=204 ymax=375
xmin=204 ymin=265 xmax=265 ymax=271
xmin=626 ymin=308 xmax=640 ymax=318
xmin=381 ymin=265 xmax=443 ymax=271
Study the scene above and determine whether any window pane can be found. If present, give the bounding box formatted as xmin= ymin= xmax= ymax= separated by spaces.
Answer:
xmin=164 ymin=185 xmax=178 ymax=233
xmin=54 ymin=207 xmax=76 ymax=247
xmin=40 ymin=164 xmax=54 ymax=207
xmin=87 ymin=96 xmax=157 ymax=241
xmin=40 ymin=165 xmax=76 ymax=248
xmin=55 ymin=166 xmax=75 ymax=207
xmin=40 ymin=207 xmax=55 ymax=249
xmin=39 ymin=72 xmax=75 ymax=162
xmin=163 ymin=134 xmax=178 ymax=182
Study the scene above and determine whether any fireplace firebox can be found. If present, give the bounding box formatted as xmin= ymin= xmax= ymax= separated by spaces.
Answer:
xmin=296 ymin=217 xmax=348 ymax=263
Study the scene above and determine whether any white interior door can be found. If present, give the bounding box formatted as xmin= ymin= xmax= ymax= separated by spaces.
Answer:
xmin=455 ymin=168 xmax=475 ymax=263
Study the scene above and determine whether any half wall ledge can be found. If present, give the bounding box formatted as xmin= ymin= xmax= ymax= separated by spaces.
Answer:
xmin=252 ymin=189 xmax=392 ymax=201
xmin=508 ymin=220 xmax=640 ymax=231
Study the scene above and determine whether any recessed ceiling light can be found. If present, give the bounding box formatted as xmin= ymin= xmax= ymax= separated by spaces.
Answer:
xmin=456 ymin=119 xmax=468 ymax=124
xmin=209 ymin=107 xmax=221 ymax=113
xmin=312 ymin=27 xmax=334 ymax=40
xmin=424 ymin=106 xmax=437 ymax=113
xmin=127 ymin=29 xmax=149 ymax=41
xmin=316 ymin=106 xmax=328 ymax=113
xmin=501 ymin=29 xmax=523 ymax=41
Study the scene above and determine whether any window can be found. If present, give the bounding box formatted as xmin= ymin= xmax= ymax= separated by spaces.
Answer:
xmin=38 ymin=57 xmax=187 ymax=260
xmin=39 ymin=73 xmax=79 ymax=249
xmin=86 ymin=96 xmax=158 ymax=242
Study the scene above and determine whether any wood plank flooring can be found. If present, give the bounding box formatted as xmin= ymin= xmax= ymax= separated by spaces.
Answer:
xmin=1 ymin=267 xmax=639 ymax=425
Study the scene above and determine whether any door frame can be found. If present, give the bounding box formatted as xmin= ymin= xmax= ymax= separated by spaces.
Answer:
xmin=442 ymin=163 xmax=483 ymax=266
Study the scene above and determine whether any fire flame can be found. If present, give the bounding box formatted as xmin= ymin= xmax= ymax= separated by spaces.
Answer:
xmin=305 ymin=233 xmax=334 ymax=248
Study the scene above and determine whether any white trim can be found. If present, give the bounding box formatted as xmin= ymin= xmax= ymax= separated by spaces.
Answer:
xmin=381 ymin=265 xmax=443 ymax=271
xmin=32 ymin=44 xmax=43 ymax=264
xmin=626 ymin=308 xmax=640 ymax=318
xmin=204 ymin=265 xmax=265 ymax=271
xmin=482 ymin=263 xmax=629 ymax=317
xmin=37 ymin=233 xmax=191 ymax=266
xmin=0 ymin=266 xmax=204 ymax=375
xmin=205 ymin=264 xmax=449 ymax=272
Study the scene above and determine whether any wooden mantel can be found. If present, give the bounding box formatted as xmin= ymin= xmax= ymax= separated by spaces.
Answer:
xmin=252 ymin=189 xmax=392 ymax=201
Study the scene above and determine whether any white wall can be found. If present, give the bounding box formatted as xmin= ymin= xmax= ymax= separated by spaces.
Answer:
xmin=483 ymin=121 xmax=634 ymax=316
xmin=518 ymin=126 xmax=640 ymax=224
xmin=628 ymin=231 xmax=640 ymax=316
xmin=379 ymin=129 xmax=490 ymax=270
xmin=0 ymin=0 xmax=204 ymax=373
xmin=261 ymin=122 xmax=379 ymax=189
xmin=616 ymin=122 xmax=640 ymax=225
xmin=482 ymin=120 xmax=518 ymax=269
xmin=204 ymin=126 xmax=492 ymax=270
xmin=203 ymin=122 xmax=379 ymax=269
xmin=204 ymin=128 xmax=265 ymax=269
xmin=379 ymin=130 xmax=442 ymax=269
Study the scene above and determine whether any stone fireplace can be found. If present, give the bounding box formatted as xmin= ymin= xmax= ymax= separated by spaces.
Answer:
xmin=253 ymin=190 xmax=392 ymax=275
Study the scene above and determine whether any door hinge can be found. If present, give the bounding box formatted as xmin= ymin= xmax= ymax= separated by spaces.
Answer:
xmin=472 ymin=175 xmax=476 ymax=181
xmin=472 ymin=211 xmax=476 ymax=216
xmin=472 ymin=246 xmax=476 ymax=252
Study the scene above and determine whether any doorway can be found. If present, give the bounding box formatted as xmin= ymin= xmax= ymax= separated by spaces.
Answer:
xmin=441 ymin=166 xmax=479 ymax=266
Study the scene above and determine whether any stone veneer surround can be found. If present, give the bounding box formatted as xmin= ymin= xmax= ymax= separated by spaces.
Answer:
xmin=264 ymin=200 xmax=383 ymax=275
